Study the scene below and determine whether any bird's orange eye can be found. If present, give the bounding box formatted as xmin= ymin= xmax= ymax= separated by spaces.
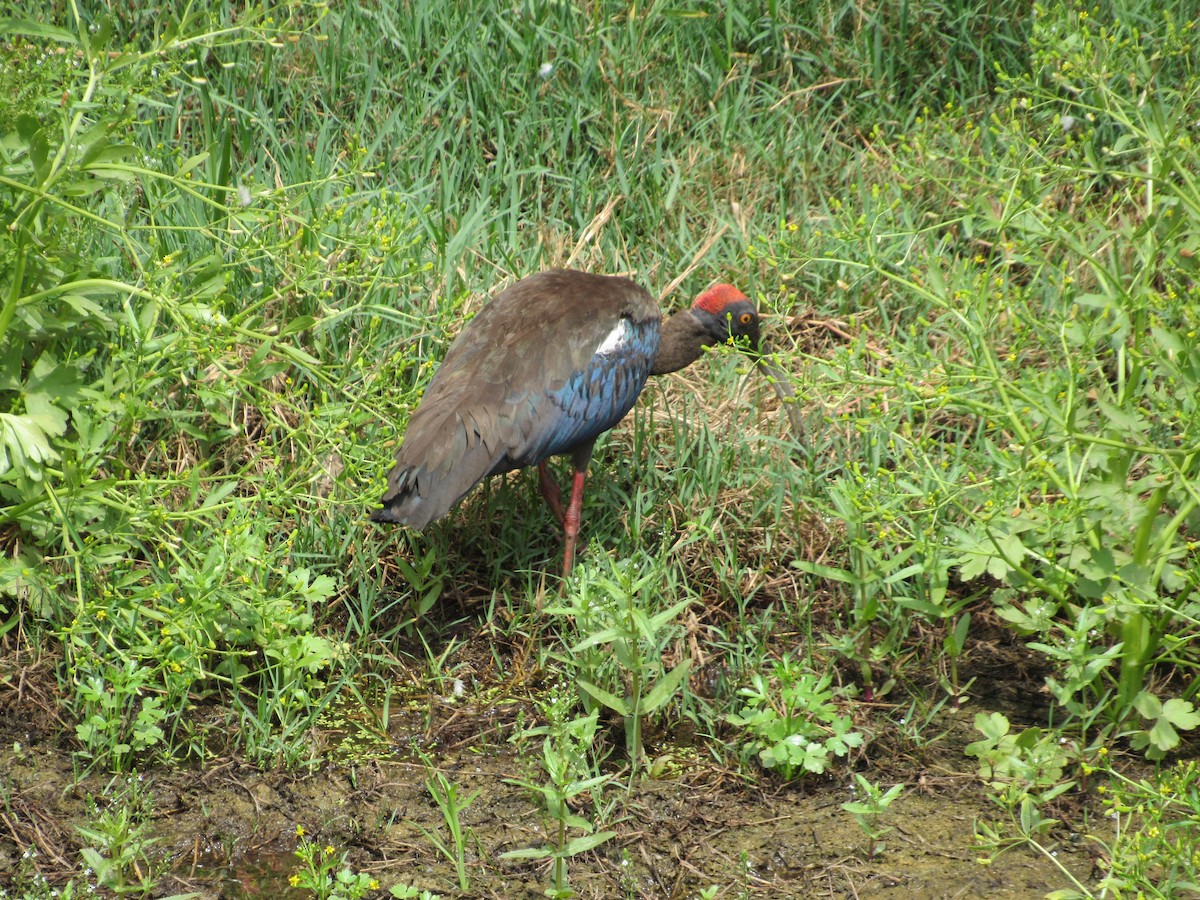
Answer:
xmin=739 ymin=313 xmax=753 ymax=325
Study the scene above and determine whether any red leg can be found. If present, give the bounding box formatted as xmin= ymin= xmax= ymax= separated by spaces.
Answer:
xmin=561 ymin=466 xmax=587 ymax=577
xmin=538 ymin=461 xmax=567 ymax=527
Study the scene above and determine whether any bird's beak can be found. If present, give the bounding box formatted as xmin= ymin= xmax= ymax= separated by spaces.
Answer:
xmin=753 ymin=340 xmax=806 ymax=454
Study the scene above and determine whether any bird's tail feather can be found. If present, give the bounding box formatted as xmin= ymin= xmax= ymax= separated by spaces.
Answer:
xmin=372 ymin=407 xmax=506 ymax=529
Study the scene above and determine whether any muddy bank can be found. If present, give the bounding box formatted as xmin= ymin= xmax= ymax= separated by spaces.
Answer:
xmin=0 ymin=686 xmax=1093 ymax=899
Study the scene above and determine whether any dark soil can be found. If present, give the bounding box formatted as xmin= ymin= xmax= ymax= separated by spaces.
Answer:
xmin=0 ymin=624 xmax=1101 ymax=900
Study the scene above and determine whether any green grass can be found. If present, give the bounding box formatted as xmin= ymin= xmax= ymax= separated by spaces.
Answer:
xmin=2 ymin=0 xmax=1200 ymax=897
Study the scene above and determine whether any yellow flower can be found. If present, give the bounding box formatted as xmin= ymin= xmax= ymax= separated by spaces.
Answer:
xmin=295 ymin=824 xmax=306 ymax=837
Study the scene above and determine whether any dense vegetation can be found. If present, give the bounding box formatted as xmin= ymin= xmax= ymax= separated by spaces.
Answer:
xmin=2 ymin=1 xmax=1198 ymax=897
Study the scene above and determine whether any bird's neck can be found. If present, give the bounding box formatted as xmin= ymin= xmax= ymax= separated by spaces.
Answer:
xmin=650 ymin=309 xmax=713 ymax=376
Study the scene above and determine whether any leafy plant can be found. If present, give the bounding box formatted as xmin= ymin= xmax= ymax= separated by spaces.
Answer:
xmin=1 ymin=0 xmax=1199 ymax=896
xmin=841 ymin=774 xmax=904 ymax=859
xmin=943 ymin=1 xmax=1200 ymax=747
xmin=727 ymin=658 xmax=863 ymax=780
xmin=6 ymin=846 xmax=83 ymax=900
xmin=74 ymin=776 xmax=197 ymax=899
xmin=417 ymin=760 xmax=479 ymax=893
xmin=502 ymin=690 xmax=615 ymax=899
xmin=1088 ymin=759 xmax=1200 ymax=898
xmin=769 ymin=0 xmax=1200 ymax=761
xmin=73 ymin=664 xmax=167 ymax=772
xmin=965 ymin=709 xmax=1090 ymax=881
xmin=548 ymin=555 xmax=692 ymax=771
xmin=965 ymin=712 xmax=1076 ymax=810
xmin=388 ymin=887 xmax=442 ymax=900
xmin=1127 ymin=692 xmax=1200 ymax=761
xmin=0 ymin=5 xmax=353 ymax=773
xmin=290 ymin=826 xmax=379 ymax=900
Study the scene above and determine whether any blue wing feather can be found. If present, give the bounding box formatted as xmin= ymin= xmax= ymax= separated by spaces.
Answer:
xmin=501 ymin=316 xmax=659 ymax=469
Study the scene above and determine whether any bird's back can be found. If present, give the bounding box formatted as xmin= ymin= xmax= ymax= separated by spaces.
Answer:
xmin=373 ymin=270 xmax=662 ymax=528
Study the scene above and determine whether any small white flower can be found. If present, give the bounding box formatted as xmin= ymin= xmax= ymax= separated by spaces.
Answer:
xmin=538 ymin=62 xmax=554 ymax=79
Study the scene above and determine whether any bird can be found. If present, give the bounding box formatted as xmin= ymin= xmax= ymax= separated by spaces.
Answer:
xmin=372 ymin=267 xmax=764 ymax=576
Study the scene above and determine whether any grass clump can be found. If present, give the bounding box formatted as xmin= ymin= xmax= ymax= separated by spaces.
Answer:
xmin=759 ymin=0 xmax=1200 ymax=745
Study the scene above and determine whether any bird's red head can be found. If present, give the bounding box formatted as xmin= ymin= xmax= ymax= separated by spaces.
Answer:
xmin=692 ymin=283 xmax=749 ymax=315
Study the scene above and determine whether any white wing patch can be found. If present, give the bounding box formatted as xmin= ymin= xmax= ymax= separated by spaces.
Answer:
xmin=594 ymin=317 xmax=632 ymax=356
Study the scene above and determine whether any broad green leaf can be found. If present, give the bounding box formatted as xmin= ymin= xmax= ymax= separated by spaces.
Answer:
xmin=569 ymin=626 xmax=622 ymax=652
xmin=956 ymin=552 xmax=990 ymax=581
xmin=1148 ymin=717 xmax=1180 ymax=753
xmin=498 ymin=846 xmax=550 ymax=861
xmin=561 ymin=813 xmax=592 ymax=831
xmin=1162 ymin=698 xmax=1200 ymax=731
xmin=15 ymin=113 xmax=41 ymax=145
xmin=0 ymin=412 xmax=60 ymax=475
xmin=177 ymin=151 xmax=210 ymax=177
xmin=791 ymin=559 xmax=859 ymax=583
xmin=576 ymin=679 xmax=628 ymax=716
xmin=281 ymin=315 xmax=317 ymax=335
xmin=645 ymin=597 xmax=692 ymax=632
xmin=1096 ymin=399 xmax=1147 ymax=438
xmin=641 ymin=659 xmax=691 ymax=715
xmin=27 ymin=127 xmax=50 ymax=182
xmin=59 ymin=293 xmax=110 ymax=322
xmin=1133 ymin=690 xmax=1163 ymax=720
xmin=23 ymin=354 xmax=80 ymax=438
xmin=882 ymin=562 xmax=925 ymax=585
xmin=966 ymin=712 xmax=1009 ymax=751
xmin=563 ymin=831 xmax=616 ymax=855
xmin=79 ymin=164 xmax=136 ymax=182
xmin=563 ymin=773 xmax=610 ymax=796
xmin=949 ymin=613 xmax=971 ymax=653
xmin=87 ymin=143 xmax=138 ymax=166
xmin=987 ymin=532 xmax=1025 ymax=578
xmin=58 ymin=179 xmax=109 ymax=197
xmin=0 ymin=18 xmax=78 ymax=43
